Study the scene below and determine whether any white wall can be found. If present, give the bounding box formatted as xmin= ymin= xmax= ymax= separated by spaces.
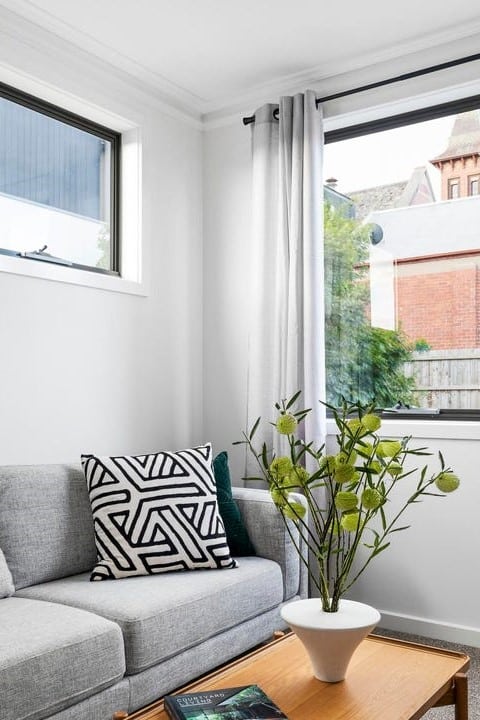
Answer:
xmin=329 ymin=420 xmax=480 ymax=648
xmin=0 ymin=14 xmax=204 ymax=463
xmin=202 ymin=41 xmax=480 ymax=646
xmin=203 ymin=122 xmax=253 ymax=479
xmin=370 ymin=196 xmax=480 ymax=259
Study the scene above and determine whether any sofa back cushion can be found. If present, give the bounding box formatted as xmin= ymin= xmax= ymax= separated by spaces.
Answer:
xmin=0 ymin=464 xmax=97 ymax=589
xmin=213 ymin=452 xmax=255 ymax=556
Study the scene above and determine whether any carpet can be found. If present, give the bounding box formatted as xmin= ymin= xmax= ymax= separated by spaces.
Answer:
xmin=374 ymin=628 xmax=479 ymax=719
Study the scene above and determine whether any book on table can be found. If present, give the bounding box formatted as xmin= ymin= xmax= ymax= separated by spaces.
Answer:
xmin=163 ymin=683 xmax=289 ymax=720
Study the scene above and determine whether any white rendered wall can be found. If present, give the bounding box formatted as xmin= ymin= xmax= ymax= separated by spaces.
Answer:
xmin=0 ymin=14 xmax=204 ymax=463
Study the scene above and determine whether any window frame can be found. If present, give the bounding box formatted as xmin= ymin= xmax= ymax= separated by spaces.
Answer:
xmin=0 ymin=80 xmax=121 ymax=276
xmin=324 ymin=92 xmax=480 ymax=421
xmin=448 ymin=177 xmax=460 ymax=199
xmin=468 ymin=175 xmax=480 ymax=196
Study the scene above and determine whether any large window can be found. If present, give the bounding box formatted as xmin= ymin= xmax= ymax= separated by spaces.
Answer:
xmin=323 ymin=96 xmax=480 ymax=417
xmin=0 ymin=82 xmax=120 ymax=274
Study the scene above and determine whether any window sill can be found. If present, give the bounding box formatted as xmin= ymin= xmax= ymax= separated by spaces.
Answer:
xmin=0 ymin=253 xmax=147 ymax=296
xmin=326 ymin=417 xmax=480 ymax=441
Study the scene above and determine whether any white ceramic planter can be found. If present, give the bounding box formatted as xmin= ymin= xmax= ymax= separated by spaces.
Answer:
xmin=281 ymin=598 xmax=381 ymax=682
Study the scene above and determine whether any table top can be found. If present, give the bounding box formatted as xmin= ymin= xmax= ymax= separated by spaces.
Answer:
xmin=125 ymin=632 xmax=470 ymax=720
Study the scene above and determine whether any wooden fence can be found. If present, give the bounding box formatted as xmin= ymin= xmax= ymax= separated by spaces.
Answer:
xmin=403 ymin=349 xmax=480 ymax=409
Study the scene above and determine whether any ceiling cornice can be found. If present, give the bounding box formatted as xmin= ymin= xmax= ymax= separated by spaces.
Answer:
xmin=203 ymin=25 xmax=480 ymax=128
xmin=0 ymin=4 xmax=204 ymax=125
xmin=1 ymin=1 xmax=480 ymax=126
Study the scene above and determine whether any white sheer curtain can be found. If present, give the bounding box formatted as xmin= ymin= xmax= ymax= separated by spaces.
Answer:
xmin=245 ymin=90 xmax=326 ymax=478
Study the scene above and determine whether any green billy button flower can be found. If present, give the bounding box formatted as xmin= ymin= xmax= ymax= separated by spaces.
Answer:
xmin=387 ymin=461 xmax=403 ymax=477
xmin=435 ymin=472 xmax=460 ymax=493
xmin=276 ymin=413 xmax=298 ymax=435
xmin=289 ymin=465 xmax=309 ymax=486
xmin=283 ymin=499 xmax=307 ymax=520
xmin=329 ymin=516 xmax=341 ymax=535
xmin=269 ymin=456 xmax=293 ymax=477
xmin=319 ymin=455 xmax=337 ymax=475
xmin=270 ymin=487 xmax=286 ymax=507
xmin=277 ymin=474 xmax=296 ymax=489
xmin=335 ymin=450 xmax=357 ymax=466
xmin=356 ymin=441 xmax=375 ymax=458
xmin=361 ymin=413 xmax=381 ymax=432
xmin=376 ymin=440 xmax=402 ymax=458
xmin=340 ymin=512 xmax=360 ymax=532
xmin=335 ymin=491 xmax=358 ymax=511
xmin=346 ymin=419 xmax=363 ymax=435
xmin=361 ymin=488 xmax=383 ymax=510
xmin=366 ymin=460 xmax=382 ymax=474
xmin=333 ymin=463 xmax=357 ymax=484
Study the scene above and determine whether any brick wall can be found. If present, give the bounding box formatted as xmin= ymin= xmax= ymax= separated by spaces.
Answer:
xmin=437 ymin=155 xmax=480 ymax=200
xmin=396 ymin=258 xmax=480 ymax=349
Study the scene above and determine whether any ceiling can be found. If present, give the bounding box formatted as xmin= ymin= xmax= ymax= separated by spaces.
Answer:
xmin=1 ymin=0 xmax=480 ymax=115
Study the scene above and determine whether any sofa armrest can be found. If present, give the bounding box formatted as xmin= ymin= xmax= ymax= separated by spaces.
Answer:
xmin=232 ymin=486 xmax=308 ymax=601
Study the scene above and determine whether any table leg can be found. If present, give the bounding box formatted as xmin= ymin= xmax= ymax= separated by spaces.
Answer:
xmin=455 ymin=673 xmax=468 ymax=720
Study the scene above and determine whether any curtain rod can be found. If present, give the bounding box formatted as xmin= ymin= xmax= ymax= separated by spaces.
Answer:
xmin=242 ymin=52 xmax=480 ymax=125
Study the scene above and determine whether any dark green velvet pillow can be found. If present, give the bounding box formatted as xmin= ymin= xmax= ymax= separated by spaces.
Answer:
xmin=213 ymin=451 xmax=256 ymax=556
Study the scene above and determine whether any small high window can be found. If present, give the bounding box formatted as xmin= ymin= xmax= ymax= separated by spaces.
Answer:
xmin=469 ymin=175 xmax=480 ymax=196
xmin=448 ymin=178 xmax=460 ymax=199
xmin=0 ymin=82 xmax=120 ymax=274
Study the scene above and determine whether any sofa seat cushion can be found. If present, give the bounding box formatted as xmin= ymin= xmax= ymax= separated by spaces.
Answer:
xmin=16 ymin=556 xmax=283 ymax=675
xmin=0 ymin=597 xmax=125 ymax=720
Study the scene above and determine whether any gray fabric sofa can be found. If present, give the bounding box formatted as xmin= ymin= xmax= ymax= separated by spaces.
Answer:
xmin=0 ymin=464 xmax=307 ymax=720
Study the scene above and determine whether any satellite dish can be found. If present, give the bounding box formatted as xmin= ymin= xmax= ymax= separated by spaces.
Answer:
xmin=368 ymin=223 xmax=384 ymax=245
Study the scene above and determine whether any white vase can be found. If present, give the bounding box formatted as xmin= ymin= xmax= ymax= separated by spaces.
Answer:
xmin=280 ymin=597 xmax=381 ymax=682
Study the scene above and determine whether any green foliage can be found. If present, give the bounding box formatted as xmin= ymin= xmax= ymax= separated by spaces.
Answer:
xmin=414 ymin=338 xmax=431 ymax=352
xmin=96 ymin=224 xmax=110 ymax=270
xmin=324 ymin=202 xmax=416 ymax=407
xmin=237 ymin=393 xmax=459 ymax=613
xmin=358 ymin=326 xmax=417 ymax=407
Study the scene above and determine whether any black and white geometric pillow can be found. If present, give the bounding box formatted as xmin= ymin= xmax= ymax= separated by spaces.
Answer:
xmin=81 ymin=444 xmax=237 ymax=581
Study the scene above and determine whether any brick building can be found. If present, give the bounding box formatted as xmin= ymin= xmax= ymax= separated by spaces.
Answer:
xmin=365 ymin=110 xmax=480 ymax=351
xmin=430 ymin=110 xmax=480 ymax=201
xmin=395 ymin=250 xmax=480 ymax=350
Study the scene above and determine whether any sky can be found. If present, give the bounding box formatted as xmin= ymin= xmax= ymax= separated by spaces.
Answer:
xmin=323 ymin=115 xmax=455 ymax=197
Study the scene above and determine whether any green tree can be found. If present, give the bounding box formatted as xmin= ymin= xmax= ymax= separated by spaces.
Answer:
xmin=324 ymin=202 xmax=416 ymax=408
xmin=96 ymin=224 xmax=110 ymax=270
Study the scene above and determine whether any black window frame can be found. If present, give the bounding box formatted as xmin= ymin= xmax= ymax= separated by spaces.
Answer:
xmin=0 ymin=80 xmax=121 ymax=276
xmin=324 ymin=93 xmax=480 ymax=421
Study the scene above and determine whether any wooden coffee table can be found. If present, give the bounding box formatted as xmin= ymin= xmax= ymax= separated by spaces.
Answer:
xmin=113 ymin=632 xmax=470 ymax=720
